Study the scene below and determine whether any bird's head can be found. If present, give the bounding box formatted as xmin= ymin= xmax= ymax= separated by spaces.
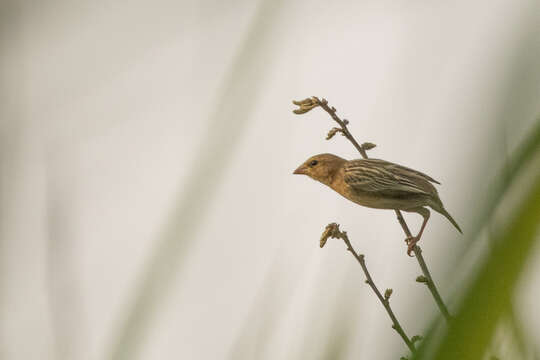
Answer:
xmin=293 ymin=153 xmax=346 ymax=185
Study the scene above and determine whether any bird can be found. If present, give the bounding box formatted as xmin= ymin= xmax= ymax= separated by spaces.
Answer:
xmin=293 ymin=153 xmax=462 ymax=255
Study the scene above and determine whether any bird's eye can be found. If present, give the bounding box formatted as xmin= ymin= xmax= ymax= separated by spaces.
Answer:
xmin=310 ymin=160 xmax=318 ymax=166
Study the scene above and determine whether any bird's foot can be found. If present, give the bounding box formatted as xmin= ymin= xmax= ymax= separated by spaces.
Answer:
xmin=405 ymin=236 xmax=419 ymax=257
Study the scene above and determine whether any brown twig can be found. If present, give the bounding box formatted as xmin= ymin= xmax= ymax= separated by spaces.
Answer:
xmin=293 ymin=96 xmax=452 ymax=322
xmin=321 ymin=223 xmax=418 ymax=354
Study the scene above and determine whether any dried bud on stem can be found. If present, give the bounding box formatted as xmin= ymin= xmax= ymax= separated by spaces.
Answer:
xmin=292 ymin=97 xmax=320 ymax=114
xmin=361 ymin=142 xmax=377 ymax=151
xmin=326 ymin=127 xmax=343 ymax=140
xmin=319 ymin=222 xmax=342 ymax=248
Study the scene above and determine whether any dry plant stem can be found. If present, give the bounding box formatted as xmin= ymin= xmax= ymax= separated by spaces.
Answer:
xmin=315 ymin=96 xmax=452 ymax=322
xmin=339 ymin=231 xmax=416 ymax=354
xmin=395 ymin=212 xmax=452 ymax=321
xmin=316 ymin=99 xmax=368 ymax=158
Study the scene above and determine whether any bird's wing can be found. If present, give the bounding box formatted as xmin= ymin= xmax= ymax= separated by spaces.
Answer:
xmin=362 ymin=159 xmax=440 ymax=184
xmin=344 ymin=159 xmax=436 ymax=195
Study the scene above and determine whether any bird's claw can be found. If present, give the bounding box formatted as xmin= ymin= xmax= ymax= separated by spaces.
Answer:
xmin=405 ymin=236 xmax=418 ymax=257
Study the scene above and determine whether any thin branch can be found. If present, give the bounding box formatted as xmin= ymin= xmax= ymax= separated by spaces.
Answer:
xmin=293 ymin=96 xmax=452 ymax=322
xmin=321 ymin=223 xmax=418 ymax=355
xmin=396 ymin=214 xmax=452 ymax=322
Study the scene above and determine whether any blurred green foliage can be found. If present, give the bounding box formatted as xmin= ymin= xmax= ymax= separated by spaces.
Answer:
xmin=413 ymin=119 xmax=540 ymax=360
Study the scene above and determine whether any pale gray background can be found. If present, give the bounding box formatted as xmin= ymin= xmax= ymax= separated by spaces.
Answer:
xmin=1 ymin=1 xmax=540 ymax=359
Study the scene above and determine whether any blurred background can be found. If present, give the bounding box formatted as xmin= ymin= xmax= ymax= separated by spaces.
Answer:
xmin=1 ymin=0 xmax=539 ymax=359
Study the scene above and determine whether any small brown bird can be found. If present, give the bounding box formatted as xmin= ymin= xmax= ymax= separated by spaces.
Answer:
xmin=293 ymin=153 xmax=461 ymax=254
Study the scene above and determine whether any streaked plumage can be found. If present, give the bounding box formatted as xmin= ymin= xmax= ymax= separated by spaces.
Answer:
xmin=293 ymin=153 xmax=461 ymax=254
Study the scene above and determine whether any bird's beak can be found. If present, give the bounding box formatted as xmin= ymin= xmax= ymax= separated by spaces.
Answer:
xmin=293 ymin=164 xmax=307 ymax=175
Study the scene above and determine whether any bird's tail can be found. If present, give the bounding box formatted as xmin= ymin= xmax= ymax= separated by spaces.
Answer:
xmin=439 ymin=208 xmax=462 ymax=234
